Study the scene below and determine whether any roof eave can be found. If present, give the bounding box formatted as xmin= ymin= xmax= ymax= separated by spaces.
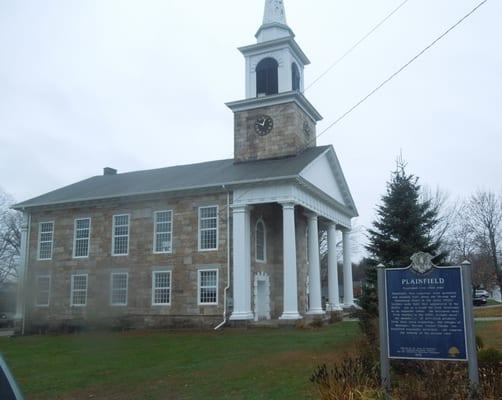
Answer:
xmin=12 ymin=174 xmax=302 ymax=211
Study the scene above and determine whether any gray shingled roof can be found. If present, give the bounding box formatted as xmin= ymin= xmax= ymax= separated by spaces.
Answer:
xmin=14 ymin=146 xmax=330 ymax=209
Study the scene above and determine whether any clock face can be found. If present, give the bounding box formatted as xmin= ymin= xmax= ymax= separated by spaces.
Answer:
xmin=254 ymin=115 xmax=274 ymax=136
xmin=303 ymin=121 xmax=311 ymax=138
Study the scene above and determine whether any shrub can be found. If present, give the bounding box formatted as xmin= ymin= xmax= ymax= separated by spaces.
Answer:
xmin=476 ymin=334 xmax=484 ymax=350
xmin=310 ymin=353 xmax=382 ymax=400
xmin=309 ymin=318 xmax=324 ymax=329
xmin=478 ymin=362 xmax=502 ymax=399
xmin=478 ymin=348 xmax=502 ymax=364
xmin=392 ymin=361 xmax=470 ymax=400
xmin=354 ymin=310 xmax=379 ymax=351
xmin=328 ymin=311 xmax=343 ymax=324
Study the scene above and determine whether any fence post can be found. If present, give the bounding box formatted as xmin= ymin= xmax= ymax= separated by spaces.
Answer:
xmin=377 ymin=263 xmax=391 ymax=394
xmin=461 ymin=260 xmax=479 ymax=395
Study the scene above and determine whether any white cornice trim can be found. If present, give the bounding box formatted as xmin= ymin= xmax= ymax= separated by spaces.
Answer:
xmin=226 ymin=91 xmax=323 ymax=122
xmin=232 ymin=181 xmax=353 ymax=228
xmin=238 ymin=37 xmax=310 ymax=65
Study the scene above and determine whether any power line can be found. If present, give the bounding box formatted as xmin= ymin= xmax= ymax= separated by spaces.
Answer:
xmin=222 ymin=0 xmax=411 ymax=214
xmin=312 ymin=0 xmax=489 ymax=144
xmin=304 ymin=0 xmax=412 ymax=93
xmin=224 ymin=0 xmax=489 ymax=214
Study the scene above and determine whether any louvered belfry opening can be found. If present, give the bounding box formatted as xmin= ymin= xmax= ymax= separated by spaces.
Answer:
xmin=256 ymin=57 xmax=279 ymax=97
xmin=292 ymin=63 xmax=300 ymax=91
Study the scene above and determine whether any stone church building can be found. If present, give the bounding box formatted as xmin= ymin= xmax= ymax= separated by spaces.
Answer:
xmin=14 ymin=0 xmax=358 ymax=331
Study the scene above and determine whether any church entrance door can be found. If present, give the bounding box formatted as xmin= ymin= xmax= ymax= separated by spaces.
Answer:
xmin=254 ymin=272 xmax=271 ymax=321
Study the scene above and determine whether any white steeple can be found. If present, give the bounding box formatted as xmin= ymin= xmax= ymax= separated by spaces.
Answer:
xmin=256 ymin=0 xmax=294 ymax=43
xmin=234 ymin=0 xmax=312 ymax=98
xmin=263 ymin=0 xmax=287 ymax=25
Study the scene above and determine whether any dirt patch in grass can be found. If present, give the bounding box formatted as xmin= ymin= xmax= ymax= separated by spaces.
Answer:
xmin=474 ymin=305 xmax=502 ymax=318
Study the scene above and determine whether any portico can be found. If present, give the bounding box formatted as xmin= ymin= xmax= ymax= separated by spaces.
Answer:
xmin=229 ymin=162 xmax=357 ymax=321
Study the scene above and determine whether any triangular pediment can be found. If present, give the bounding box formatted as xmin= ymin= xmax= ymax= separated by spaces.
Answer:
xmin=299 ymin=147 xmax=358 ymax=217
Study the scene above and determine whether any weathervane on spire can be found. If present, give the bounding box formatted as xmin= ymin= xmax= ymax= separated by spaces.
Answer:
xmin=263 ymin=0 xmax=287 ymax=25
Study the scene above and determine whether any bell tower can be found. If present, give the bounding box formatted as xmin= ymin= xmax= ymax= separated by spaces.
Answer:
xmin=227 ymin=0 xmax=322 ymax=163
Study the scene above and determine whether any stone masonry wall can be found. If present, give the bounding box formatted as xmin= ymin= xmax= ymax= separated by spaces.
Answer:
xmin=25 ymin=191 xmax=230 ymax=330
xmin=234 ymin=101 xmax=317 ymax=162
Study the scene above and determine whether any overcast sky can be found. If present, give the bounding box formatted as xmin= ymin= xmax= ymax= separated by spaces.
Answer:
xmin=1 ymin=0 xmax=501 ymax=258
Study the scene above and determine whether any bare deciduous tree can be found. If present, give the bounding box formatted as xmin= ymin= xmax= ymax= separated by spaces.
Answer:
xmin=465 ymin=190 xmax=502 ymax=289
xmin=0 ymin=189 xmax=21 ymax=284
xmin=420 ymin=186 xmax=458 ymax=256
xmin=445 ymin=204 xmax=478 ymax=263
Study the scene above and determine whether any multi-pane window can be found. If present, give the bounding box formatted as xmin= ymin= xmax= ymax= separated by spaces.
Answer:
xmin=152 ymin=271 xmax=171 ymax=305
xmin=38 ymin=222 xmax=54 ymax=260
xmin=198 ymin=206 xmax=218 ymax=251
xmin=110 ymin=273 xmax=128 ymax=306
xmin=112 ymin=214 xmax=130 ymax=256
xmin=198 ymin=269 xmax=218 ymax=305
xmin=73 ymin=218 xmax=91 ymax=258
xmin=71 ymin=274 xmax=88 ymax=307
xmin=154 ymin=211 xmax=173 ymax=253
xmin=35 ymin=276 xmax=51 ymax=307
xmin=256 ymin=219 xmax=266 ymax=263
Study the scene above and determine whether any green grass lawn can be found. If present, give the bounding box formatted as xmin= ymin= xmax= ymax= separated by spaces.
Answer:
xmin=477 ymin=319 xmax=502 ymax=350
xmin=0 ymin=322 xmax=360 ymax=400
xmin=1 ymin=320 xmax=500 ymax=400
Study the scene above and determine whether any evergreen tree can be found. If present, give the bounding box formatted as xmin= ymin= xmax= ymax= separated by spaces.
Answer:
xmin=367 ymin=160 xmax=442 ymax=267
xmin=359 ymin=160 xmax=444 ymax=330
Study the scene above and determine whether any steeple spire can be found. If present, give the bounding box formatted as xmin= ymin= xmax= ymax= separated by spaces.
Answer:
xmin=256 ymin=0 xmax=294 ymax=43
xmin=263 ymin=0 xmax=287 ymax=26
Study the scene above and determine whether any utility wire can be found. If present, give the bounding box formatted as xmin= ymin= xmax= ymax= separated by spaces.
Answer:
xmin=304 ymin=0 xmax=412 ymax=93
xmin=223 ymin=0 xmax=489 ymax=215
xmin=222 ymin=1 xmax=412 ymax=213
xmin=312 ymin=0 xmax=489 ymax=144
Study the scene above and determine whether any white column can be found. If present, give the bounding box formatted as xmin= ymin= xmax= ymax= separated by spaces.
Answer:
xmin=342 ymin=229 xmax=355 ymax=308
xmin=327 ymin=223 xmax=342 ymax=311
xmin=244 ymin=204 xmax=252 ymax=314
xmin=279 ymin=203 xmax=301 ymax=320
xmin=15 ymin=213 xmax=29 ymax=329
xmin=306 ymin=213 xmax=324 ymax=315
xmin=230 ymin=205 xmax=254 ymax=320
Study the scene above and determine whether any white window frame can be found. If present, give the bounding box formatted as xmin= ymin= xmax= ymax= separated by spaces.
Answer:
xmin=112 ymin=214 xmax=130 ymax=256
xmin=197 ymin=268 xmax=219 ymax=306
xmin=73 ymin=218 xmax=91 ymax=259
xmin=151 ymin=270 xmax=172 ymax=306
xmin=37 ymin=221 xmax=54 ymax=261
xmin=255 ymin=218 xmax=267 ymax=263
xmin=198 ymin=205 xmax=219 ymax=252
xmin=153 ymin=210 xmax=173 ymax=254
xmin=110 ymin=272 xmax=128 ymax=306
xmin=35 ymin=275 xmax=51 ymax=307
xmin=70 ymin=274 xmax=88 ymax=307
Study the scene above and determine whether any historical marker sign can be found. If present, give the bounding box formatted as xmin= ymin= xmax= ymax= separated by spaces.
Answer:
xmin=377 ymin=253 xmax=479 ymax=393
xmin=386 ymin=265 xmax=467 ymax=361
